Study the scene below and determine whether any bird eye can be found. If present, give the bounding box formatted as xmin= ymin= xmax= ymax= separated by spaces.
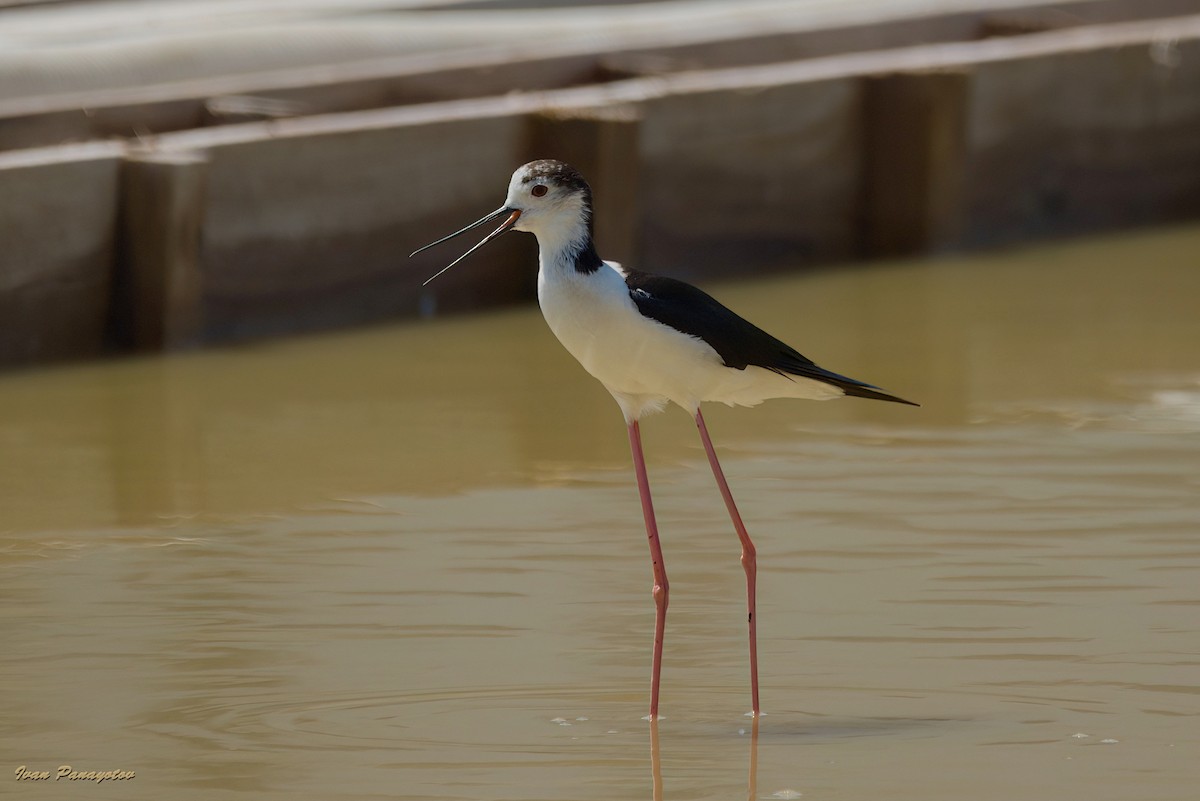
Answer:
xmin=531 ymin=184 xmax=548 ymax=197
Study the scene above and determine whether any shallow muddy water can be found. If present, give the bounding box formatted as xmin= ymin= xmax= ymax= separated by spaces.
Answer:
xmin=2 ymin=225 xmax=1199 ymax=800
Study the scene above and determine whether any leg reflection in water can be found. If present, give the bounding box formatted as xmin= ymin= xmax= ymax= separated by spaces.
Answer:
xmin=650 ymin=720 xmax=664 ymax=801
xmin=649 ymin=717 xmax=760 ymax=800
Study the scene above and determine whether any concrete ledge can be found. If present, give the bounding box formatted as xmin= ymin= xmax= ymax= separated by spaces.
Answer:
xmin=0 ymin=0 xmax=1194 ymax=151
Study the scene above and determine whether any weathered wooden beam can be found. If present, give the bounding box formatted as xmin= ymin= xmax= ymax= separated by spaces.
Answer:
xmin=861 ymin=70 xmax=970 ymax=257
xmin=115 ymin=149 xmax=209 ymax=351
xmin=0 ymin=143 xmax=121 ymax=367
xmin=525 ymin=106 xmax=641 ymax=267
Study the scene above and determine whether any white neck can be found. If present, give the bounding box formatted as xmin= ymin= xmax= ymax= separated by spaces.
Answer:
xmin=531 ymin=215 xmax=592 ymax=276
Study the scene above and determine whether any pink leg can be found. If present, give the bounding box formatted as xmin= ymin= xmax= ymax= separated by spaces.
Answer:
xmin=627 ymin=419 xmax=669 ymax=721
xmin=695 ymin=409 xmax=760 ymax=717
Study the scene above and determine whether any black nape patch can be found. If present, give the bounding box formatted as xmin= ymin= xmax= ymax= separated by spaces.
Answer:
xmin=574 ymin=239 xmax=604 ymax=274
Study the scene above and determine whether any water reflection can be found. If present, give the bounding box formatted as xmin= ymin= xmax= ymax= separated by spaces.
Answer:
xmin=647 ymin=717 xmax=759 ymax=801
xmin=1 ymin=225 xmax=1198 ymax=534
xmin=651 ymin=720 xmax=665 ymax=801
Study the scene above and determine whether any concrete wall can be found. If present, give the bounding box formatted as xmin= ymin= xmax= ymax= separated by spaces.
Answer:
xmin=638 ymin=79 xmax=865 ymax=279
xmin=961 ymin=38 xmax=1200 ymax=246
xmin=1 ymin=13 xmax=1199 ymax=370
xmin=194 ymin=113 xmax=535 ymax=342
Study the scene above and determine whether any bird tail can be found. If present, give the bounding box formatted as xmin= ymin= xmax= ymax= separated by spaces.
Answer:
xmin=838 ymin=381 xmax=919 ymax=406
xmin=783 ymin=362 xmax=919 ymax=407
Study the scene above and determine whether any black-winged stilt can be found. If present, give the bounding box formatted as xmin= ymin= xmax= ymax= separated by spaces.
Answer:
xmin=412 ymin=159 xmax=916 ymax=721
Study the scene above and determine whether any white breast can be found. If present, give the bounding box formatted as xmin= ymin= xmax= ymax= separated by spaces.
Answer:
xmin=537 ymin=261 xmax=703 ymax=419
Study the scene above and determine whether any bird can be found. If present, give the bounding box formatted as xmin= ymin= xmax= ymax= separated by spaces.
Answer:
xmin=411 ymin=159 xmax=916 ymax=721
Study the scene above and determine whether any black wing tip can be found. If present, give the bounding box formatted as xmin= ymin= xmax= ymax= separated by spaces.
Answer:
xmin=791 ymin=363 xmax=920 ymax=407
xmin=842 ymin=385 xmax=921 ymax=407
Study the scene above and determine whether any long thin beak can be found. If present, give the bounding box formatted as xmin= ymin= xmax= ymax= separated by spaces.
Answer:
xmin=410 ymin=207 xmax=522 ymax=286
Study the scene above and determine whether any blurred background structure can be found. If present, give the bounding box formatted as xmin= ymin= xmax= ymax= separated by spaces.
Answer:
xmin=1 ymin=0 xmax=1198 ymax=369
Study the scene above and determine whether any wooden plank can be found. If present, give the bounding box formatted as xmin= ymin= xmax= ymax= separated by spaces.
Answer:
xmin=861 ymin=70 xmax=969 ymax=256
xmin=115 ymin=150 xmax=209 ymax=350
xmin=0 ymin=143 xmax=122 ymax=366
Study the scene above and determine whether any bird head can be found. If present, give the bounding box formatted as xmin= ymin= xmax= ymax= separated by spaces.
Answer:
xmin=411 ymin=160 xmax=593 ymax=286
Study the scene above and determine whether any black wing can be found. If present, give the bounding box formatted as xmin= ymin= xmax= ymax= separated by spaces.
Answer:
xmin=624 ymin=270 xmax=917 ymax=406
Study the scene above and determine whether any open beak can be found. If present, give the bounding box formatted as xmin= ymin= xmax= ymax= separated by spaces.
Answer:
xmin=410 ymin=207 xmax=522 ymax=286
